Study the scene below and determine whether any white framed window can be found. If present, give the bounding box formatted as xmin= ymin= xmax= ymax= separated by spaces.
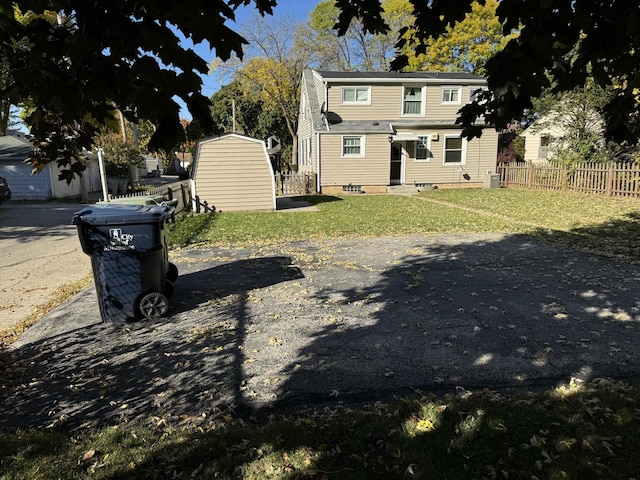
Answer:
xmin=443 ymin=135 xmax=467 ymax=164
xmin=402 ymin=86 xmax=425 ymax=115
xmin=306 ymin=137 xmax=312 ymax=166
xmin=441 ymin=86 xmax=462 ymax=105
xmin=539 ymin=136 xmax=549 ymax=159
xmin=468 ymin=86 xmax=489 ymax=103
xmin=414 ymin=136 xmax=432 ymax=162
xmin=299 ymin=139 xmax=305 ymax=166
xmin=341 ymin=86 xmax=371 ymax=104
xmin=341 ymin=136 xmax=365 ymax=157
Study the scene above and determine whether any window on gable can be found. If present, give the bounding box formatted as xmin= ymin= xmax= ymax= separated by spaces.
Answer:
xmin=342 ymin=136 xmax=364 ymax=157
xmin=443 ymin=136 xmax=466 ymax=164
xmin=415 ymin=136 xmax=432 ymax=161
xmin=441 ymin=86 xmax=462 ymax=105
xmin=403 ymin=86 xmax=424 ymax=115
xmin=342 ymin=86 xmax=370 ymax=104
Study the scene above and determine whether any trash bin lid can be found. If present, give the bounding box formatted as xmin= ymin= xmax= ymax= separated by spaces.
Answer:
xmin=98 ymin=195 xmax=167 ymax=206
xmin=73 ymin=203 xmax=174 ymax=226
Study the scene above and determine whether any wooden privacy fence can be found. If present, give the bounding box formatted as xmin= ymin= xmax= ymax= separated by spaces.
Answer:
xmin=113 ymin=181 xmax=191 ymax=213
xmin=275 ymin=172 xmax=317 ymax=196
xmin=499 ymin=162 xmax=640 ymax=198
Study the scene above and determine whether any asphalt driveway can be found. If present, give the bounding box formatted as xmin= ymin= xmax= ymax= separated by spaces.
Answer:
xmin=2 ymin=233 xmax=640 ymax=430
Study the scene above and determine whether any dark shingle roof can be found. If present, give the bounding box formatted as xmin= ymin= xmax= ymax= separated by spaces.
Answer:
xmin=315 ymin=70 xmax=485 ymax=82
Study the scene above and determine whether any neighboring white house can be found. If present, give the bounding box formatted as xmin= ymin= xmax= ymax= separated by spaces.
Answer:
xmin=521 ymin=105 xmax=605 ymax=164
xmin=190 ymin=133 xmax=276 ymax=212
xmin=520 ymin=121 xmax=557 ymax=164
xmin=0 ymin=134 xmax=101 ymax=201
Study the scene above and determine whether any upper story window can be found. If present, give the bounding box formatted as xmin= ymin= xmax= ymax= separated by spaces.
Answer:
xmin=415 ymin=136 xmax=432 ymax=162
xmin=403 ymin=86 xmax=424 ymax=115
xmin=342 ymin=136 xmax=365 ymax=157
xmin=443 ymin=135 xmax=467 ymax=164
xmin=341 ymin=86 xmax=371 ymax=105
xmin=441 ymin=86 xmax=462 ymax=105
xmin=468 ymin=86 xmax=489 ymax=104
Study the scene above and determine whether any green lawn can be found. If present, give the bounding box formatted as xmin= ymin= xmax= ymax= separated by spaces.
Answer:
xmin=2 ymin=381 xmax=639 ymax=479
xmin=3 ymin=187 xmax=640 ymax=479
xmin=169 ymin=188 xmax=640 ymax=260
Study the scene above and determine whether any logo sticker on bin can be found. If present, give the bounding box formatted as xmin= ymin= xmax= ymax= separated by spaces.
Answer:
xmin=105 ymin=228 xmax=135 ymax=251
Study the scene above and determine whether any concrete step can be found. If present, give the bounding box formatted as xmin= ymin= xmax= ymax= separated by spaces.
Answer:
xmin=387 ymin=185 xmax=421 ymax=195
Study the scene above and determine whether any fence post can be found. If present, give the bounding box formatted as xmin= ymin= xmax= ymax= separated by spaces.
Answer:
xmin=180 ymin=183 xmax=188 ymax=209
xmin=605 ymin=163 xmax=615 ymax=196
xmin=527 ymin=162 xmax=534 ymax=188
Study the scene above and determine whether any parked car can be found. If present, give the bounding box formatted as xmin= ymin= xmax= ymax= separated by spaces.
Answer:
xmin=0 ymin=176 xmax=10 ymax=204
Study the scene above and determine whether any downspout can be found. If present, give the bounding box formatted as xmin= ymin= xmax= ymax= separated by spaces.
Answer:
xmin=316 ymin=132 xmax=321 ymax=193
xmin=190 ymin=142 xmax=199 ymax=212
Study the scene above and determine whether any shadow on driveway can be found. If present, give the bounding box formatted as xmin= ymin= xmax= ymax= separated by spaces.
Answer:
xmin=2 ymin=233 xmax=640 ymax=430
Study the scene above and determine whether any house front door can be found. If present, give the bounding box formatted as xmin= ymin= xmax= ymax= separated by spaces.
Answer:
xmin=390 ymin=143 xmax=404 ymax=185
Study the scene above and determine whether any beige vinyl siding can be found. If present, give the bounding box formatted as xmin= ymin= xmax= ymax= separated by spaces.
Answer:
xmin=403 ymin=129 xmax=498 ymax=185
xmin=194 ymin=135 xmax=275 ymax=211
xmin=326 ymin=83 xmax=485 ymax=121
xmin=319 ymin=134 xmax=390 ymax=186
xmin=298 ymin=100 xmax=313 ymax=174
xmin=327 ymin=83 xmax=402 ymax=120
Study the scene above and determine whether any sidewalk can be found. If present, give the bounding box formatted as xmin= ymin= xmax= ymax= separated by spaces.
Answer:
xmin=3 ymin=233 xmax=640 ymax=430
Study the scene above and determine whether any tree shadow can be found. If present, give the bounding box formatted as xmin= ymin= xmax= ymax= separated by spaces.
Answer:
xmin=0 ymin=256 xmax=303 ymax=431
xmin=3 ymin=216 xmax=640 ymax=475
xmin=270 ymin=231 xmax=640 ymax=410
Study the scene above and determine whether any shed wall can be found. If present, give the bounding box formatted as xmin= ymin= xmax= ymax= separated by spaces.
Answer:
xmin=194 ymin=136 xmax=275 ymax=211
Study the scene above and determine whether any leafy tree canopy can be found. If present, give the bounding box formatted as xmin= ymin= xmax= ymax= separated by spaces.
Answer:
xmin=0 ymin=0 xmax=276 ymax=178
xmin=403 ymin=0 xmax=517 ymax=75
xmin=4 ymin=0 xmax=640 ymax=179
xmin=333 ymin=0 xmax=640 ymax=144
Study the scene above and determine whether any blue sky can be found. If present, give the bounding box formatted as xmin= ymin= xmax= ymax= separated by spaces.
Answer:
xmin=189 ymin=0 xmax=318 ymax=106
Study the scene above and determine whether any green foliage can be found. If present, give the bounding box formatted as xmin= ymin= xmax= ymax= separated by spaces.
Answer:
xmin=530 ymin=81 xmax=614 ymax=166
xmin=210 ymin=13 xmax=306 ymax=165
xmin=93 ymin=129 xmax=143 ymax=177
xmin=1 ymin=0 xmax=277 ymax=178
xmin=404 ymin=0 xmax=517 ymax=75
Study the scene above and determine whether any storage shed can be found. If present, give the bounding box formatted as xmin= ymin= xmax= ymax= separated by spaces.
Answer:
xmin=190 ymin=134 xmax=276 ymax=212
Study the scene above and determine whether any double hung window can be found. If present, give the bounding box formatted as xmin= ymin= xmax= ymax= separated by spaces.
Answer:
xmin=441 ymin=86 xmax=462 ymax=105
xmin=403 ymin=87 xmax=424 ymax=115
xmin=342 ymin=136 xmax=364 ymax=157
xmin=443 ymin=136 xmax=466 ymax=164
xmin=415 ymin=136 xmax=432 ymax=161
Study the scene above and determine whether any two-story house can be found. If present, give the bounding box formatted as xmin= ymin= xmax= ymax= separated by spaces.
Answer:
xmin=297 ymin=69 xmax=499 ymax=194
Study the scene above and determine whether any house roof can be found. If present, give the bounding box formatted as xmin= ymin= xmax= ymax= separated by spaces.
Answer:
xmin=314 ymin=70 xmax=486 ymax=84
xmin=325 ymin=119 xmax=460 ymax=134
xmin=0 ymin=135 xmax=33 ymax=162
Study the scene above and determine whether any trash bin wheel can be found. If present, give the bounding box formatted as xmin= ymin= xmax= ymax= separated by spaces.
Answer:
xmin=163 ymin=279 xmax=174 ymax=299
xmin=137 ymin=292 xmax=169 ymax=319
xmin=167 ymin=262 xmax=179 ymax=283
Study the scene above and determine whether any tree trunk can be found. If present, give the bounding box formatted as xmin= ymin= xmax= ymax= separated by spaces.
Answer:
xmin=0 ymin=99 xmax=10 ymax=136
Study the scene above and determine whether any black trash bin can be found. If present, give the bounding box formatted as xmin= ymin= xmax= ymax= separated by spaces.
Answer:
xmin=73 ymin=203 xmax=179 ymax=322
